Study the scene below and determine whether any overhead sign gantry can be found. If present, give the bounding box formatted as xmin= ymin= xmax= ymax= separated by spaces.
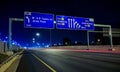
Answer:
xmin=8 ymin=11 xmax=113 ymax=50
xmin=56 ymin=15 xmax=94 ymax=30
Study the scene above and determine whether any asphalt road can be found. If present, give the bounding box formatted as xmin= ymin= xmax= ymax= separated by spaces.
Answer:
xmin=16 ymin=49 xmax=120 ymax=72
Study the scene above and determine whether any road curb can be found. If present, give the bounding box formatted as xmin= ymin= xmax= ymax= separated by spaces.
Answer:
xmin=0 ymin=50 xmax=24 ymax=72
xmin=0 ymin=55 xmax=18 ymax=72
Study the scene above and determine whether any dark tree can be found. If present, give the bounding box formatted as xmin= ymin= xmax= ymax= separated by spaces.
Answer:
xmin=63 ymin=37 xmax=71 ymax=46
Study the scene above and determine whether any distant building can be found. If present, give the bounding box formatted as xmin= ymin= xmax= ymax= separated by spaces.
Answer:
xmin=0 ymin=41 xmax=21 ymax=53
xmin=0 ymin=41 xmax=8 ymax=53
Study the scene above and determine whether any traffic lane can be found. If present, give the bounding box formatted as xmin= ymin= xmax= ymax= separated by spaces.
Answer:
xmin=32 ymin=49 xmax=120 ymax=64
xmin=34 ymin=49 xmax=120 ymax=64
xmin=16 ymin=50 xmax=51 ymax=72
xmin=30 ymin=49 xmax=120 ymax=72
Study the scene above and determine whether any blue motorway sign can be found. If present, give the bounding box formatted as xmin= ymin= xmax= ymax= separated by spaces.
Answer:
xmin=56 ymin=15 xmax=94 ymax=30
xmin=24 ymin=12 xmax=54 ymax=29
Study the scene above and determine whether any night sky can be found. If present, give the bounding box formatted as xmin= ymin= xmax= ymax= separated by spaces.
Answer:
xmin=0 ymin=0 xmax=120 ymax=47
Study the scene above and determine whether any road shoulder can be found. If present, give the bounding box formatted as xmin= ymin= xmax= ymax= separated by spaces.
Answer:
xmin=5 ymin=54 xmax=22 ymax=72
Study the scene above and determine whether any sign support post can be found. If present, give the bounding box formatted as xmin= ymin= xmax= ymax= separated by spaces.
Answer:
xmin=109 ymin=26 xmax=113 ymax=48
xmin=87 ymin=31 xmax=89 ymax=49
xmin=8 ymin=18 xmax=24 ymax=51
xmin=50 ymin=29 xmax=52 ymax=46
xmin=88 ymin=24 xmax=113 ymax=48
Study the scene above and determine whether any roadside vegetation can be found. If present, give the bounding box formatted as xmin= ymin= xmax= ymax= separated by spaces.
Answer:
xmin=0 ymin=53 xmax=9 ymax=64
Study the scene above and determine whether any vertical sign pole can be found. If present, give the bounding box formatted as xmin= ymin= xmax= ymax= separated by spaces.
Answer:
xmin=87 ymin=31 xmax=89 ymax=49
xmin=9 ymin=18 xmax=12 ymax=51
xmin=109 ymin=26 xmax=113 ymax=48
xmin=50 ymin=29 xmax=52 ymax=46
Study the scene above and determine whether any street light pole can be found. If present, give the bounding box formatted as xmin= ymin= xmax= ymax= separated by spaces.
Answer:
xmin=9 ymin=18 xmax=12 ymax=51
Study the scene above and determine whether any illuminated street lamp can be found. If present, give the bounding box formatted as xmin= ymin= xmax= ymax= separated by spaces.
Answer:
xmin=97 ymin=39 xmax=100 ymax=42
xmin=58 ymin=43 xmax=61 ymax=45
xmin=65 ymin=42 xmax=68 ymax=45
xmin=32 ymin=38 xmax=36 ymax=43
xmin=97 ymin=38 xmax=101 ymax=45
xmin=32 ymin=38 xmax=35 ymax=41
xmin=37 ymin=42 xmax=40 ymax=45
xmin=5 ymin=36 xmax=8 ymax=39
xmin=75 ymin=41 xmax=77 ymax=44
xmin=32 ymin=40 xmax=35 ymax=43
xmin=12 ymin=42 xmax=15 ymax=45
xmin=36 ymin=33 xmax=40 ymax=37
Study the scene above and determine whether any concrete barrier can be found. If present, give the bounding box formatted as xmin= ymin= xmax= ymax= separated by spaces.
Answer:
xmin=0 ymin=55 xmax=18 ymax=72
xmin=0 ymin=49 xmax=24 ymax=72
xmin=50 ymin=45 xmax=120 ymax=51
xmin=0 ymin=41 xmax=21 ymax=53
xmin=6 ymin=51 xmax=14 ymax=56
xmin=0 ymin=41 xmax=4 ymax=53
xmin=0 ymin=41 xmax=9 ymax=53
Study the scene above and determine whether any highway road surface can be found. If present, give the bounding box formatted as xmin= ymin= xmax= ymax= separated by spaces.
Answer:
xmin=16 ymin=49 xmax=120 ymax=72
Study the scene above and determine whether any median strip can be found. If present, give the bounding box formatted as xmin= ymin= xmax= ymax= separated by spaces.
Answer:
xmin=32 ymin=54 xmax=56 ymax=72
